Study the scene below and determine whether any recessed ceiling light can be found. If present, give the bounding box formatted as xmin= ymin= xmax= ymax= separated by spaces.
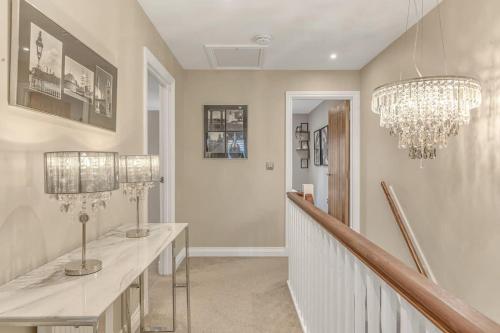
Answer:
xmin=330 ymin=53 xmax=338 ymax=60
xmin=253 ymin=34 xmax=272 ymax=46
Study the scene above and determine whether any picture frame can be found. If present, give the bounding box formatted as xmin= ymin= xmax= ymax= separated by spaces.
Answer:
xmin=204 ymin=105 xmax=248 ymax=159
xmin=300 ymin=122 xmax=309 ymax=132
xmin=301 ymin=158 xmax=308 ymax=169
xmin=300 ymin=140 xmax=309 ymax=150
xmin=320 ymin=125 xmax=328 ymax=166
xmin=314 ymin=129 xmax=321 ymax=166
xmin=9 ymin=0 xmax=118 ymax=131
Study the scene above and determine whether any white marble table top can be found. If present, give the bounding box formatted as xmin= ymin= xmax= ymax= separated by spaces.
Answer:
xmin=0 ymin=223 xmax=187 ymax=325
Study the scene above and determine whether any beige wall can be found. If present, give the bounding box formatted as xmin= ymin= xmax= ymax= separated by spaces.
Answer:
xmin=360 ymin=0 xmax=500 ymax=322
xmin=0 ymin=0 xmax=184 ymax=331
xmin=178 ymin=70 xmax=360 ymax=247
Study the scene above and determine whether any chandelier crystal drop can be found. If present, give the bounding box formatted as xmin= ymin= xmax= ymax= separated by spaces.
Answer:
xmin=371 ymin=76 xmax=481 ymax=159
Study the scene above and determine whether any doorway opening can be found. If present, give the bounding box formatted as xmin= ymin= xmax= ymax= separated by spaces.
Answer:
xmin=285 ymin=91 xmax=360 ymax=231
xmin=143 ymin=47 xmax=176 ymax=274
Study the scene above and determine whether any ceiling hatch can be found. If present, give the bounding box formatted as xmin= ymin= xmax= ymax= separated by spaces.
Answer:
xmin=205 ymin=45 xmax=266 ymax=69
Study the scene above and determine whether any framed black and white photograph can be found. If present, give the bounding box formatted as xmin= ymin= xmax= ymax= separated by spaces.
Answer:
xmin=320 ymin=125 xmax=328 ymax=166
xmin=63 ymin=56 xmax=94 ymax=104
xmin=314 ymin=129 xmax=321 ymax=166
xmin=28 ymin=23 xmax=62 ymax=99
xmin=94 ymin=66 xmax=113 ymax=118
xmin=207 ymin=109 xmax=225 ymax=131
xmin=300 ymin=123 xmax=309 ymax=132
xmin=10 ymin=0 xmax=118 ymax=131
xmin=226 ymin=108 xmax=244 ymax=131
xmin=206 ymin=132 xmax=226 ymax=154
xmin=227 ymin=132 xmax=246 ymax=159
xmin=204 ymin=105 xmax=247 ymax=158
xmin=301 ymin=159 xmax=308 ymax=169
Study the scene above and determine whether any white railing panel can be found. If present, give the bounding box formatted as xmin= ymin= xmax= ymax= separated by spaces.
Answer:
xmin=286 ymin=198 xmax=447 ymax=333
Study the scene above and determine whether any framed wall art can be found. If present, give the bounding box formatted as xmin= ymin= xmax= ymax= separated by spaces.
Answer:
xmin=204 ymin=105 xmax=248 ymax=159
xmin=320 ymin=125 xmax=328 ymax=166
xmin=313 ymin=129 xmax=321 ymax=166
xmin=9 ymin=0 xmax=118 ymax=131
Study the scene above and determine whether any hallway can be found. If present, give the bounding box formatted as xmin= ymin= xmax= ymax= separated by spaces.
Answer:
xmin=147 ymin=258 xmax=302 ymax=333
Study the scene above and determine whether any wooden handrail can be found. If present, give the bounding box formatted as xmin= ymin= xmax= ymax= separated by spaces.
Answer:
xmin=287 ymin=192 xmax=500 ymax=333
xmin=381 ymin=181 xmax=429 ymax=278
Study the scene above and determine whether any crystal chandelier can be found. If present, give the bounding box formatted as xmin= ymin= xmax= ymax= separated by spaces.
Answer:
xmin=371 ymin=1 xmax=482 ymax=160
xmin=372 ymin=76 xmax=481 ymax=159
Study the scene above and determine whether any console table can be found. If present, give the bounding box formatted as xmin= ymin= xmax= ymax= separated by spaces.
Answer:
xmin=0 ymin=223 xmax=191 ymax=333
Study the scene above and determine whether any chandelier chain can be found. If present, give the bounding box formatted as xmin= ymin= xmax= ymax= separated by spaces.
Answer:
xmin=412 ymin=0 xmax=423 ymax=78
xmin=437 ymin=0 xmax=448 ymax=74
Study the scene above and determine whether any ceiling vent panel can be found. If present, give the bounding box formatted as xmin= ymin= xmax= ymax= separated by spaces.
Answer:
xmin=205 ymin=45 xmax=266 ymax=69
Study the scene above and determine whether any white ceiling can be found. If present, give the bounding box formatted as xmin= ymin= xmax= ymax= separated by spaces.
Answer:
xmin=293 ymin=99 xmax=323 ymax=114
xmin=138 ymin=0 xmax=438 ymax=70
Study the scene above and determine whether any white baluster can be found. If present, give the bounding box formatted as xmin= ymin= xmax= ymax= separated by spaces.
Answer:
xmin=380 ymin=280 xmax=398 ymax=333
xmin=345 ymin=252 xmax=355 ymax=333
xmin=336 ymin=244 xmax=345 ymax=332
xmin=399 ymin=296 xmax=421 ymax=333
xmin=366 ymin=270 xmax=381 ymax=333
xmin=354 ymin=260 xmax=367 ymax=333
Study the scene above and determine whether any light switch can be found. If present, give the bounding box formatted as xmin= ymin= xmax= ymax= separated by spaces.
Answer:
xmin=266 ymin=162 xmax=274 ymax=170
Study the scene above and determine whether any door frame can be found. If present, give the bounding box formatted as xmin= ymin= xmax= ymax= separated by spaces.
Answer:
xmin=285 ymin=91 xmax=360 ymax=232
xmin=143 ymin=47 xmax=176 ymax=273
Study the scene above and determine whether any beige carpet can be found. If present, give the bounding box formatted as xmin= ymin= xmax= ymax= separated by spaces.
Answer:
xmin=146 ymin=257 xmax=303 ymax=333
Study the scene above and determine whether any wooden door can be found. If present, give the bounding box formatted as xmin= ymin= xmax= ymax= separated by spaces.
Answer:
xmin=328 ymin=101 xmax=350 ymax=225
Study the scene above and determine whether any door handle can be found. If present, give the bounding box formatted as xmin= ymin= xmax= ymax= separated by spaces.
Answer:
xmin=160 ymin=176 xmax=165 ymax=183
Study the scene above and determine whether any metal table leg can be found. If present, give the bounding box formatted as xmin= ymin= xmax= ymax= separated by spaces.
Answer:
xmin=141 ymin=226 xmax=191 ymax=333
xmin=185 ymin=227 xmax=192 ymax=333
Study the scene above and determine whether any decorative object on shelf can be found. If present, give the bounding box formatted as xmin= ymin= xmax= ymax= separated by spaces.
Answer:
xmin=204 ymin=105 xmax=248 ymax=158
xmin=313 ymin=129 xmax=321 ymax=166
xmin=301 ymin=159 xmax=308 ymax=169
xmin=371 ymin=0 xmax=481 ymax=160
xmin=10 ymin=0 xmax=118 ymax=131
xmin=119 ymin=155 xmax=161 ymax=238
xmin=295 ymin=122 xmax=310 ymax=168
xmin=320 ymin=125 xmax=328 ymax=166
xmin=44 ymin=151 xmax=119 ymax=276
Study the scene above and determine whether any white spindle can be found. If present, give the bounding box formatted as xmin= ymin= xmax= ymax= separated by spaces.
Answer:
xmin=381 ymin=280 xmax=398 ymax=333
xmin=354 ymin=260 xmax=367 ymax=333
xmin=366 ymin=269 xmax=381 ymax=333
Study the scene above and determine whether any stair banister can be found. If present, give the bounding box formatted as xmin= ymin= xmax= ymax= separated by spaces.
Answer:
xmin=286 ymin=191 xmax=500 ymax=333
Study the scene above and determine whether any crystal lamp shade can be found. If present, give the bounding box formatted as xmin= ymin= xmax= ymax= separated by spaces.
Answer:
xmin=119 ymin=155 xmax=160 ymax=183
xmin=371 ymin=76 xmax=481 ymax=159
xmin=44 ymin=151 xmax=119 ymax=194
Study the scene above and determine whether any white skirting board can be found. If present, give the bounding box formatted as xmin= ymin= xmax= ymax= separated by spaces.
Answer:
xmin=38 ymin=327 xmax=93 ymax=333
xmin=287 ymin=280 xmax=308 ymax=333
xmin=187 ymin=247 xmax=287 ymax=257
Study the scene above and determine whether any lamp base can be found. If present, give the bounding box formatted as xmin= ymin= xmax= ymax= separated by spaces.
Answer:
xmin=65 ymin=259 xmax=102 ymax=276
xmin=126 ymin=228 xmax=150 ymax=238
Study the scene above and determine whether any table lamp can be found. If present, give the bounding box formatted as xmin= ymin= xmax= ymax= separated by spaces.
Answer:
xmin=119 ymin=155 xmax=160 ymax=238
xmin=44 ymin=151 xmax=119 ymax=276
